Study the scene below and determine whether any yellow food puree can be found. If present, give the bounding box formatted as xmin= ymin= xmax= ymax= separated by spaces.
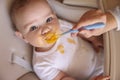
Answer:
xmin=45 ymin=33 xmax=59 ymax=44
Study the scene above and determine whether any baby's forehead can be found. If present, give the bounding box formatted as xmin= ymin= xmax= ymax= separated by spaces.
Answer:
xmin=13 ymin=0 xmax=52 ymax=31
xmin=15 ymin=0 xmax=49 ymax=12
xmin=16 ymin=0 xmax=52 ymax=17
xmin=14 ymin=0 xmax=51 ymax=19
xmin=24 ymin=0 xmax=49 ymax=9
xmin=12 ymin=0 xmax=49 ymax=19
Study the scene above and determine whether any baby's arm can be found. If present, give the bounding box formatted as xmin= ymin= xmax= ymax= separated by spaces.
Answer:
xmin=54 ymin=71 xmax=110 ymax=80
xmin=72 ymin=9 xmax=117 ymax=38
xmin=91 ymin=75 xmax=110 ymax=80
xmin=53 ymin=71 xmax=75 ymax=80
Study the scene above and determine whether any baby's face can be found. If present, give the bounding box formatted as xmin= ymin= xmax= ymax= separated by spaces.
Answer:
xmin=15 ymin=0 xmax=60 ymax=48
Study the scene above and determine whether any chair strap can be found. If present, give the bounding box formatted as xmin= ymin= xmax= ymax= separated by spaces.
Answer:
xmin=10 ymin=53 xmax=33 ymax=71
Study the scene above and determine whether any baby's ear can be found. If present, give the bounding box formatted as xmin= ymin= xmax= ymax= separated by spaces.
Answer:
xmin=15 ymin=31 xmax=23 ymax=39
xmin=15 ymin=31 xmax=28 ymax=43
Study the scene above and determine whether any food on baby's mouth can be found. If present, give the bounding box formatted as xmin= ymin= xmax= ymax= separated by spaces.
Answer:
xmin=45 ymin=33 xmax=59 ymax=44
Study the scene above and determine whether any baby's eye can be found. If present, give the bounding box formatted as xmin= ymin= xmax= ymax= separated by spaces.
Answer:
xmin=30 ymin=26 xmax=38 ymax=31
xmin=46 ymin=17 xmax=53 ymax=23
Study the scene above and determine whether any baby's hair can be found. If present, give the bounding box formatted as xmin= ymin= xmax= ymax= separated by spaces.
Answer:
xmin=10 ymin=0 xmax=31 ymax=16
xmin=10 ymin=0 xmax=31 ymax=31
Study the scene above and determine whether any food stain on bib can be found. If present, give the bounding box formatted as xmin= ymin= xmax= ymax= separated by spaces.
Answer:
xmin=67 ymin=38 xmax=76 ymax=44
xmin=57 ymin=44 xmax=64 ymax=54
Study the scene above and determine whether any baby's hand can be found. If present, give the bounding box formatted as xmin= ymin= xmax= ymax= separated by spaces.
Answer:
xmin=92 ymin=75 xmax=110 ymax=80
xmin=72 ymin=9 xmax=106 ymax=38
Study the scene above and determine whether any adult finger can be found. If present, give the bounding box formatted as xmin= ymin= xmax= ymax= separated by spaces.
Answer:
xmin=73 ymin=14 xmax=106 ymax=30
xmin=79 ymin=30 xmax=93 ymax=38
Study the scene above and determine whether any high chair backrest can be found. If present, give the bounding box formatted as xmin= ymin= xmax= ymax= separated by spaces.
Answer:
xmin=0 ymin=0 xmax=33 ymax=80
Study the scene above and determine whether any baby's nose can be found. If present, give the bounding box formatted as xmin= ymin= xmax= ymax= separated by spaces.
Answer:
xmin=41 ymin=26 xmax=52 ymax=35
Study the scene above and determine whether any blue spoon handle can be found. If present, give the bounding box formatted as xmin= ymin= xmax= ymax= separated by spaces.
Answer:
xmin=61 ymin=22 xmax=105 ymax=35
xmin=84 ymin=22 xmax=105 ymax=30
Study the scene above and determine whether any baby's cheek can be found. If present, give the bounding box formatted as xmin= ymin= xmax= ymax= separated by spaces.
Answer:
xmin=36 ymin=38 xmax=42 ymax=45
xmin=33 ymin=37 xmax=45 ymax=47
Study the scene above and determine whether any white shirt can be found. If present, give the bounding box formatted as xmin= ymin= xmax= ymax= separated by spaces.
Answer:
xmin=32 ymin=20 xmax=104 ymax=80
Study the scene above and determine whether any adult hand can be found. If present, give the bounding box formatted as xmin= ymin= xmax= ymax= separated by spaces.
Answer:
xmin=72 ymin=9 xmax=106 ymax=38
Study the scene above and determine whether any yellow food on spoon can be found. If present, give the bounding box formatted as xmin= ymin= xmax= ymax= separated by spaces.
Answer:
xmin=45 ymin=33 xmax=60 ymax=44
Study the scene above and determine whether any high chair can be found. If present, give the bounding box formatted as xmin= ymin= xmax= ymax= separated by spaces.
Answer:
xmin=0 ymin=0 xmax=120 ymax=80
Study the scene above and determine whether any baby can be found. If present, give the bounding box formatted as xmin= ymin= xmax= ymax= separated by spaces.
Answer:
xmin=10 ymin=0 xmax=110 ymax=80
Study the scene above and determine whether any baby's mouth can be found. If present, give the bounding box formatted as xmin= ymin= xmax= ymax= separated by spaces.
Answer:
xmin=41 ymin=27 xmax=60 ymax=44
xmin=44 ymin=32 xmax=59 ymax=44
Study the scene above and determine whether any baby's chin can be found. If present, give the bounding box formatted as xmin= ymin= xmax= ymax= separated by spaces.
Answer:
xmin=36 ymin=39 xmax=56 ymax=47
xmin=34 ymin=42 xmax=56 ymax=52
